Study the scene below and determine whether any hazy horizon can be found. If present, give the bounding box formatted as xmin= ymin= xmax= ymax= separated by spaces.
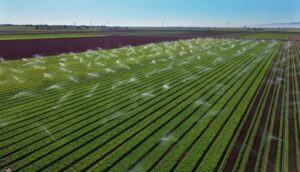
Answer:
xmin=1 ymin=0 xmax=299 ymax=27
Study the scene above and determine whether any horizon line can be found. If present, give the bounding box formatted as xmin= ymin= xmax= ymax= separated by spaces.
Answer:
xmin=1 ymin=23 xmax=299 ymax=29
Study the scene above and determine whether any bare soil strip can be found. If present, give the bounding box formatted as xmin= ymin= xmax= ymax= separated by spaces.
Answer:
xmin=0 ymin=32 xmax=237 ymax=60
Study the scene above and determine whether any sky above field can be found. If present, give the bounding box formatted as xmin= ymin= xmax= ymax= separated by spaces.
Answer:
xmin=1 ymin=0 xmax=299 ymax=27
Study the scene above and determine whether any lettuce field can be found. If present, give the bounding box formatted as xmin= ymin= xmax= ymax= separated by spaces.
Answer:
xmin=0 ymin=38 xmax=299 ymax=172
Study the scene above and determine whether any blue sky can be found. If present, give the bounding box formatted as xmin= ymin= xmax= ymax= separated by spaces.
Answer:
xmin=1 ymin=0 xmax=299 ymax=27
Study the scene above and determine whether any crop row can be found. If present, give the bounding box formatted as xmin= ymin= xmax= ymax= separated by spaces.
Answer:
xmin=0 ymin=38 xmax=281 ymax=171
xmin=221 ymin=41 xmax=300 ymax=172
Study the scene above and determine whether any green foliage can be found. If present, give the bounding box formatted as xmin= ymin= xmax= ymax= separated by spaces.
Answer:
xmin=0 ymin=38 xmax=281 ymax=171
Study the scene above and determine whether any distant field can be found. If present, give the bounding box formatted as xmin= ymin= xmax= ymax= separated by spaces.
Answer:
xmin=0 ymin=31 xmax=241 ymax=60
xmin=108 ymin=31 xmax=183 ymax=36
xmin=1 ymin=31 xmax=285 ymax=41
xmin=0 ymin=32 xmax=184 ymax=41
xmin=290 ymin=34 xmax=300 ymax=41
xmin=0 ymin=33 xmax=106 ymax=40
xmin=241 ymin=33 xmax=290 ymax=40
xmin=0 ymin=31 xmax=235 ymax=41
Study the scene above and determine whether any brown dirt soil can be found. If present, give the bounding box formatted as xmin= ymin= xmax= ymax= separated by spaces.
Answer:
xmin=0 ymin=32 xmax=237 ymax=60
